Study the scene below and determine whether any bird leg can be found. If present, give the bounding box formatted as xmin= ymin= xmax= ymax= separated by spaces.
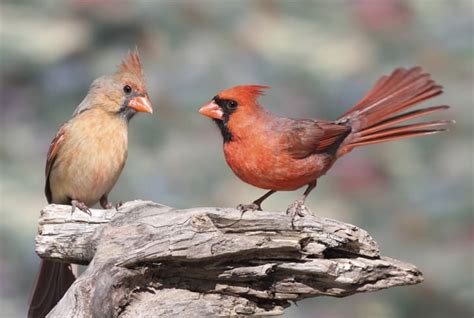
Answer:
xmin=100 ymin=194 xmax=122 ymax=210
xmin=216 ymin=190 xmax=276 ymax=229
xmin=286 ymin=181 xmax=317 ymax=226
xmin=71 ymin=200 xmax=92 ymax=215
xmin=237 ymin=190 xmax=276 ymax=212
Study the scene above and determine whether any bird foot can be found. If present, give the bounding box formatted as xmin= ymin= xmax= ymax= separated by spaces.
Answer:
xmin=103 ymin=201 xmax=123 ymax=211
xmin=71 ymin=200 xmax=92 ymax=216
xmin=237 ymin=202 xmax=262 ymax=212
xmin=286 ymin=200 xmax=309 ymax=227
xmin=103 ymin=203 xmax=113 ymax=209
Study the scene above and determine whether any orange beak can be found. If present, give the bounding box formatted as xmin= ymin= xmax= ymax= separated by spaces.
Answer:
xmin=128 ymin=95 xmax=153 ymax=114
xmin=199 ymin=100 xmax=223 ymax=120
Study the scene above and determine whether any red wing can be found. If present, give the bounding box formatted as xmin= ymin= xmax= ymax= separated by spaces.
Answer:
xmin=45 ymin=123 xmax=68 ymax=203
xmin=282 ymin=119 xmax=351 ymax=159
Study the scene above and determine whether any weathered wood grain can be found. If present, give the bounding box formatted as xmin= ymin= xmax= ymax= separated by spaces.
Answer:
xmin=35 ymin=200 xmax=423 ymax=317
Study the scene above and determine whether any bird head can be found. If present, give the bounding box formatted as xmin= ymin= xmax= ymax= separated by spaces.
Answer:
xmin=74 ymin=50 xmax=153 ymax=120
xmin=199 ymin=85 xmax=270 ymax=142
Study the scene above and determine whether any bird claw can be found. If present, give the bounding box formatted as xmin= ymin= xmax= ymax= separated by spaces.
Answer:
xmin=104 ymin=203 xmax=113 ymax=209
xmin=71 ymin=200 xmax=92 ymax=216
xmin=237 ymin=203 xmax=262 ymax=212
xmin=102 ymin=201 xmax=123 ymax=211
xmin=286 ymin=200 xmax=309 ymax=227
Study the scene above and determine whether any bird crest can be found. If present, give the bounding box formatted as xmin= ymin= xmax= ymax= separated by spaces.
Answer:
xmin=237 ymin=85 xmax=271 ymax=98
xmin=218 ymin=85 xmax=271 ymax=103
xmin=116 ymin=49 xmax=145 ymax=83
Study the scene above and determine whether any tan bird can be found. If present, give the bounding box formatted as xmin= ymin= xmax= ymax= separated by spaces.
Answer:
xmin=28 ymin=51 xmax=153 ymax=318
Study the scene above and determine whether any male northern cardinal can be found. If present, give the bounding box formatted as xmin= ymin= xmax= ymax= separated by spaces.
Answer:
xmin=199 ymin=67 xmax=453 ymax=220
xmin=28 ymin=51 xmax=153 ymax=318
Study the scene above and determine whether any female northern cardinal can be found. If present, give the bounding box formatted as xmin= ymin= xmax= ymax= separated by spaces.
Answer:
xmin=199 ymin=67 xmax=453 ymax=220
xmin=28 ymin=51 xmax=153 ymax=318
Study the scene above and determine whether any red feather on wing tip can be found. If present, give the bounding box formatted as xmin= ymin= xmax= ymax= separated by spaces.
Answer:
xmin=117 ymin=49 xmax=145 ymax=80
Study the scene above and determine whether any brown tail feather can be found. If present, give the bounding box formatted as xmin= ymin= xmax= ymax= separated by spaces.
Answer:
xmin=337 ymin=67 xmax=453 ymax=156
xmin=28 ymin=260 xmax=76 ymax=318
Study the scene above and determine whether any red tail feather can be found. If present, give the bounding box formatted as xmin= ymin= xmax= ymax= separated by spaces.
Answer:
xmin=337 ymin=67 xmax=453 ymax=157
xmin=347 ymin=130 xmax=448 ymax=148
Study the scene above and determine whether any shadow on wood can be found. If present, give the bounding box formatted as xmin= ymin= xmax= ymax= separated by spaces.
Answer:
xmin=35 ymin=200 xmax=423 ymax=317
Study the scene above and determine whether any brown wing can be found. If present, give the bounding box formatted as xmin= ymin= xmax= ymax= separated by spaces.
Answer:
xmin=281 ymin=119 xmax=351 ymax=159
xmin=45 ymin=123 xmax=68 ymax=203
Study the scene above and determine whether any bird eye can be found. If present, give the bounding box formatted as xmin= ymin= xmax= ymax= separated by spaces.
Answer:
xmin=228 ymin=100 xmax=237 ymax=108
xmin=123 ymin=85 xmax=132 ymax=95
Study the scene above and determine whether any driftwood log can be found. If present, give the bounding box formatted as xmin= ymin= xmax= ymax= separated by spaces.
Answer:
xmin=35 ymin=200 xmax=423 ymax=317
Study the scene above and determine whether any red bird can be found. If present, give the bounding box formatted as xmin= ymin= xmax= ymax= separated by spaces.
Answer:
xmin=199 ymin=67 xmax=453 ymax=220
xmin=28 ymin=51 xmax=153 ymax=318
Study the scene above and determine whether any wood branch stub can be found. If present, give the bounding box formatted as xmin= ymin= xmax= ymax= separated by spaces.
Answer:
xmin=35 ymin=200 xmax=423 ymax=317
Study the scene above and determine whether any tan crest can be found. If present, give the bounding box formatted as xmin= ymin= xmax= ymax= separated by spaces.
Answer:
xmin=116 ymin=49 xmax=145 ymax=82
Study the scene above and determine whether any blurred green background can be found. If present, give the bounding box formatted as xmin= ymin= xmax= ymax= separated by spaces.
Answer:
xmin=0 ymin=0 xmax=472 ymax=317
